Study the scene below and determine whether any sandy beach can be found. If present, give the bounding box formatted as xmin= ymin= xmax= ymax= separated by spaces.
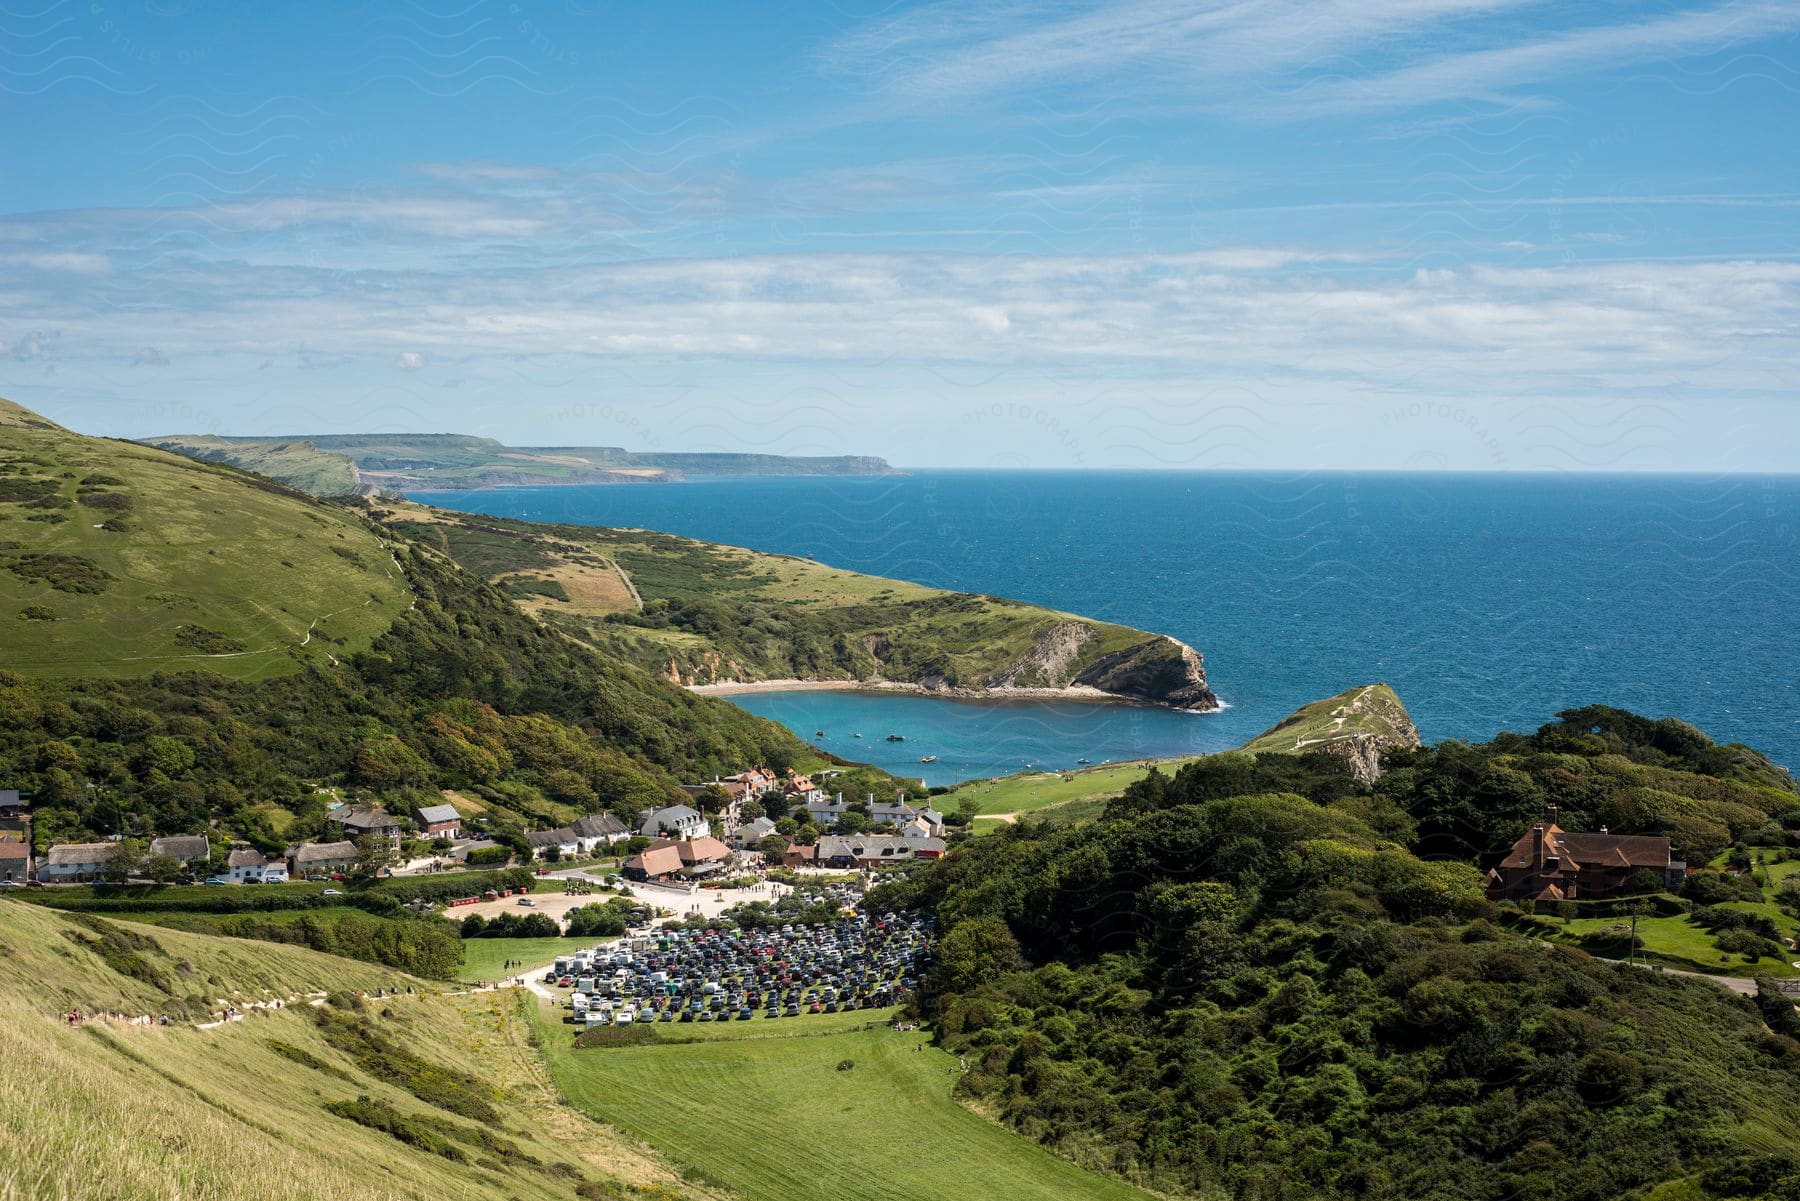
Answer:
xmin=686 ymin=676 xmax=1161 ymax=707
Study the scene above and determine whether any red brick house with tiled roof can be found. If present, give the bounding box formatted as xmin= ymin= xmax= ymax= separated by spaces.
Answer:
xmin=1486 ymin=806 xmax=1686 ymax=901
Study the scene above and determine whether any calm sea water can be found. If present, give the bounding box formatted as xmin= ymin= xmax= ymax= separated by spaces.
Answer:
xmin=413 ymin=472 xmax=1800 ymax=782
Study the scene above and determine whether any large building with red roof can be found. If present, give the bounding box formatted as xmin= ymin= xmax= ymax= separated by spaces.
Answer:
xmin=1485 ymin=806 xmax=1686 ymax=901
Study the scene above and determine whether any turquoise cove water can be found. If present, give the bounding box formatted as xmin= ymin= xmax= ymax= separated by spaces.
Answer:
xmin=414 ymin=470 xmax=1800 ymax=780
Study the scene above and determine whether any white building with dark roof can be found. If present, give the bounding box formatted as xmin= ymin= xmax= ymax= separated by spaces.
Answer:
xmin=38 ymin=842 xmax=117 ymax=883
xmin=289 ymin=840 xmax=357 ymax=877
xmin=226 ymin=848 xmax=270 ymax=883
xmin=149 ymin=834 xmax=211 ymax=864
xmin=638 ymin=804 xmax=708 ymax=840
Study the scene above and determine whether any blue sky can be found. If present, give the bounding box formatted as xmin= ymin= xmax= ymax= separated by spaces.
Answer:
xmin=3 ymin=0 xmax=1798 ymax=469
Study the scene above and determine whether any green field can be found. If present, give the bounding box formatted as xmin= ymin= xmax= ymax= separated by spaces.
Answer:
xmin=455 ymin=936 xmax=577 ymax=983
xmin=1515 ymin=890 xmax=1800 ymax=979
xmin=949 ymin=757 xmax=1198 ymax=823
xmin=537 ymin=1001 xmax=1159 ymax=1201
xmin=0 ymin=399 xmax=409 ymax=680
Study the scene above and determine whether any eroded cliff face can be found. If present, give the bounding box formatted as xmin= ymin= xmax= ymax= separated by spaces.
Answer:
xmin=1241 ymin=683 xmax=1421 ymax=783
xmin=1069 ymin=635 xmax=1219 ymax=710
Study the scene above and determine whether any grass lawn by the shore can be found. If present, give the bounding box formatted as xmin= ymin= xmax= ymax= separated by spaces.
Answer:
xmin=949 ymin=756 xmax=1198 ymax=822
xmin=535 ymin=1001 xmax=1158 ymax=1201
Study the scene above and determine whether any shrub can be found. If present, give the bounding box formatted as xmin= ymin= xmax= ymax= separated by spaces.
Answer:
xmin=573 ymin=1023 xmax=658 ymax=1048
xmin=17 ymin=605 xmax=56 ymax=621
xmin=312 ymin=1010 xmax=500 ymax=1122
xmin=175 ymin=625 xmax=248 ymax=654
xmin=324 ymin=1096 xmax=466 ymax=1161
xmin=3 ymin=552 xmax=112 ymax=593
xmin=76 ymin=491 xmax=132 ymax=512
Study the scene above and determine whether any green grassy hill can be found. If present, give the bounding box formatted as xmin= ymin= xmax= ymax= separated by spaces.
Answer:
xmin=379 ymin=502 xmax=1218 ymax=709
xmin=0 ymin=399 xmax=408 ymax=680
xmin=145 ymin=431 xmax=897 ymax=492
xmin=0 ymin=898 xmax=720 ymax=1201
xmin=536 ymin=1002 xmax=1158 ymax=1201
xmin=145 ymin=434 xmax=363 ymax=495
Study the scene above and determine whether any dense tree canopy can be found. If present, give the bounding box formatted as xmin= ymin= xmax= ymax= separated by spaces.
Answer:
xmin=871 ymin=710 xmax=1800 ymax=1201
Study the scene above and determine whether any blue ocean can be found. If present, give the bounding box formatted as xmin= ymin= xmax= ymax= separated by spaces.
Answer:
xmin=413 ymin=472 xmax=1800 ymax=784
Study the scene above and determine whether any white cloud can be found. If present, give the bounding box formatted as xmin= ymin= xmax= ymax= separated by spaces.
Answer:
xmin=394 ymin=351 xmax=427 ymax=370
xmin=819 ymin=0 xmax=1800 ymax=118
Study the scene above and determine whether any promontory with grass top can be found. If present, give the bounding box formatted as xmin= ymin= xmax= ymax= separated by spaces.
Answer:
xmin=144 ymin=430 xmax=900 ymax=492
xmin=373 ymin=499 xmax=1219 ymax=710
xmin=948 ymin=682 xmax=1422 ymax=827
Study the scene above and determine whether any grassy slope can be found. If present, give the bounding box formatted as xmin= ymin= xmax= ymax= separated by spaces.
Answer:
xmin=380 ymin=502 xmax=1174 ymax=695
xmin=0 ymin=400 xmax=408 ymax=680
xmin=0 ymin=898 xmax=721 ymax=1201
xmin=145 ymin=435 xmax=362 ymax=495
xmin=536 ymin=1002 xmax=1159 ymax=1201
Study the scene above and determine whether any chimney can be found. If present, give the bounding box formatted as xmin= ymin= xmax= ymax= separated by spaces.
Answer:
xmin=1544 ymin=803 xmax=1559 ymax=827
xmin=1600 ymin=826 xmax=1609 ymax=835
xmin=1532 ymin=824 xmax=1546 ymax=866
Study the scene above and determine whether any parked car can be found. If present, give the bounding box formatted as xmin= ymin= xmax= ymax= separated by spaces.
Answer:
xmin=516 ymin=897 xmax=536 ymax=907
xmin=322 ymin=888 xmax=343 ymax=896
xmin=202 ymin=877 xmax=229 ymax=886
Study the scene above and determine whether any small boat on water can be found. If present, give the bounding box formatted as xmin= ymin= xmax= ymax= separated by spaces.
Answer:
xmin=919 ymin=755 xmax=938 ymax=764
xmin=815 ymin=731 xmax=825 ymax=737
xmin=852 ymin=732 xmax=862 ymax=738
xmin=884 ymin=733 xmax=905 ymax=742
xmin=1076 ymin=758 xmax=1091 ymax=765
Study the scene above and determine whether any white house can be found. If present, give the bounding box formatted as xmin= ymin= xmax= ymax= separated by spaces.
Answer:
xmin=570 ymin=812 xmax=630 ymax=849
xmin=289 ymin=840 xmax=357 ymax=878
xmin=226 ymin=848 xmax=271 ymax=883
xmin=38 ymin=842 xmax=117 ymax=883
xmin=149 ymin=834 xmax=211 ymax=866
xmin=525 ymin=827 xmax=582 ymax=859
xmin=638 ymin=804 xmax=708 ymax=840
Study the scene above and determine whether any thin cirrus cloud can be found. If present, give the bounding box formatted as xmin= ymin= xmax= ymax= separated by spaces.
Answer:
xmin=818 ymin=0 xmax=1800 ymax=117
xmin=9 ymin=246 xmax=1795 ymax=401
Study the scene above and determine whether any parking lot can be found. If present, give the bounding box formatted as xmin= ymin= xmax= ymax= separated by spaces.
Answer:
xmin=541 ymin=897 xmax=932 ymax=1029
